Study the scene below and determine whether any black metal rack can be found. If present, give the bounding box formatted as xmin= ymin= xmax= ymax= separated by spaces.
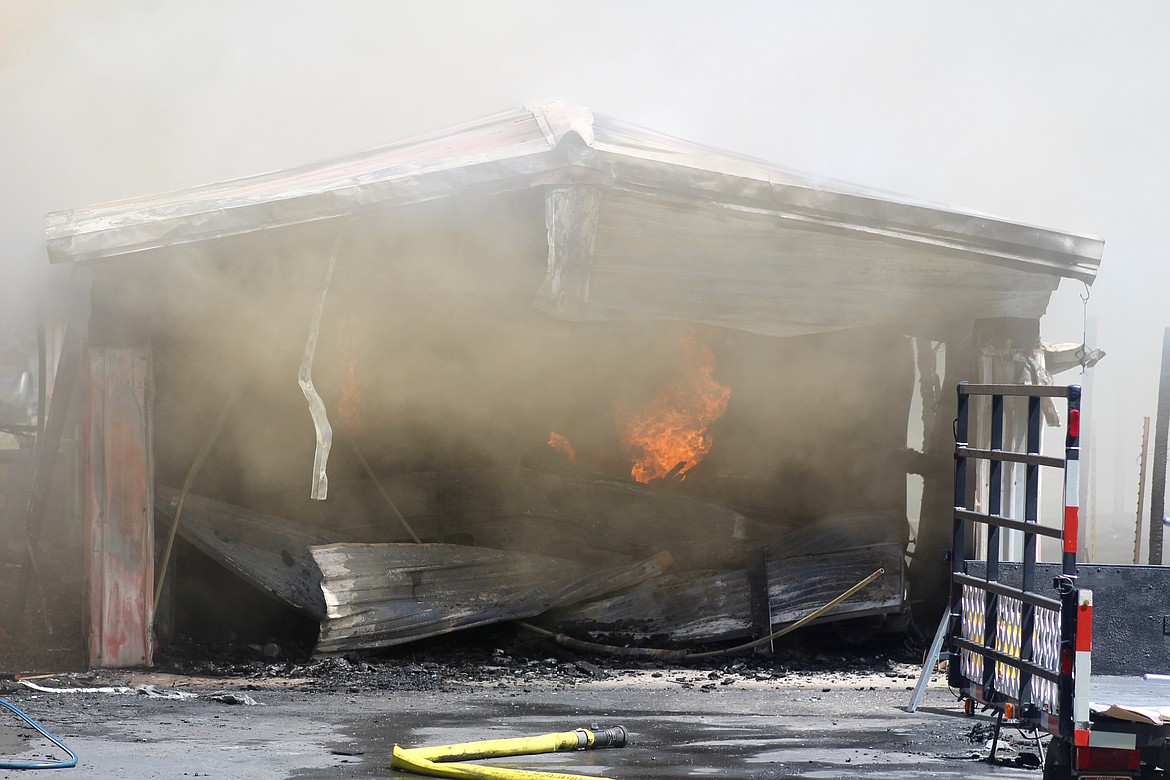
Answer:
xmin=946 ymin=382 xmax=1081 ymax=735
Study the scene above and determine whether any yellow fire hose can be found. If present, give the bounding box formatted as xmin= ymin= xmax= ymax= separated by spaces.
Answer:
xmin=391 ymin=725 xmax=628 ymax=780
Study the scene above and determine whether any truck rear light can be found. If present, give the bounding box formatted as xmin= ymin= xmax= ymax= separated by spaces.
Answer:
xmin=1068 ymin=408 xmax=1081 ymax=438
xmin=1075 ymin=745 xmax=1140 ymax=772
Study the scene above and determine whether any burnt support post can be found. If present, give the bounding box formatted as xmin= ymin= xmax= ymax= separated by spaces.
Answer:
xmin=84 ymin=347 xmax=154 ymax=668
xmin=745 ymin=548 xmax=773 ymax=655
xmin=910 ymin=321 xmax=976 ymax=624
xmin=1149 ymin=328 xmax=1170 ymax=565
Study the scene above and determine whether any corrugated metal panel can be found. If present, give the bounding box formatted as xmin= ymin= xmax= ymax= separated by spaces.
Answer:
xmin=84 ymin=347 xmax=153 ymax=668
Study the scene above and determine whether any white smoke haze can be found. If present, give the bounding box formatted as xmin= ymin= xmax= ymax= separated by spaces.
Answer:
xmin=2 ymin=1 xmax=1168 ymax=560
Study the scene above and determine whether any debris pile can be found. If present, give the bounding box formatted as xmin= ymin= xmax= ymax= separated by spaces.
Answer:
xmin=149 ymin=627 xmax=925 ymax=696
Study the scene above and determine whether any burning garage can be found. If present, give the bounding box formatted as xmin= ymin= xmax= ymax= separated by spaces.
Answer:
xmin=5 ymin=102 xmax=1102 ymax=670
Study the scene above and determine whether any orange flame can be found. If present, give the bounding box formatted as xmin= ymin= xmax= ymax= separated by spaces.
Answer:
xmin=616 ymin=334 xmax=731 ymax=483
xmin=547 ymin=432 xmax=578 ymax=463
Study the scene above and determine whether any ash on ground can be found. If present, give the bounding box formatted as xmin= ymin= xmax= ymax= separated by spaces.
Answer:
xmin=150 ymin=624 xmax=926 ymax=695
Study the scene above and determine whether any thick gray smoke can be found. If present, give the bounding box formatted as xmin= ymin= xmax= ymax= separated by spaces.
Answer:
xmin=3 ymin=2 xmax=1169 ymax=561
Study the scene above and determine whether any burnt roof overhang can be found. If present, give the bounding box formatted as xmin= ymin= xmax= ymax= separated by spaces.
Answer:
xmin=44 ymin=101 xmax=1104 ymax=337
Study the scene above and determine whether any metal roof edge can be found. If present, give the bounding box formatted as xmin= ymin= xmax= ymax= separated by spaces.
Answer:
xmin=43 ymin=102 xmax=1105 ymax=284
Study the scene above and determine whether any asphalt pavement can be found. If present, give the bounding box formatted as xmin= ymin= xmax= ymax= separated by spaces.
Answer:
xmin=0 ymin=667 xmax=1044 ymax=779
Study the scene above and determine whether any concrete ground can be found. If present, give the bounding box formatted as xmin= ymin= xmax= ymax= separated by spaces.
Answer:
xmin=0 ymin=664 xmax=1043 ymax=779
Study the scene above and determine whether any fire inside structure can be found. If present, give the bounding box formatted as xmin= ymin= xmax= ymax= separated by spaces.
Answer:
xmin=5 ymin=102 xmax=1102 ymax=670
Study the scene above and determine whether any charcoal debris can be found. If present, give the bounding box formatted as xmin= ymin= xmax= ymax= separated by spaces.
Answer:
xmin=148 ymin=627 xmax=922 ymax=695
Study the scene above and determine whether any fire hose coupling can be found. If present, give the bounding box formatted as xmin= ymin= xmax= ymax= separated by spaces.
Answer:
xmin=574 ymin=725 xmax=628 ymax=750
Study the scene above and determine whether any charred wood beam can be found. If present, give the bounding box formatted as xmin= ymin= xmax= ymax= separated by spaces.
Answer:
xmin=744 ymin=548 xmax=773 ymax=654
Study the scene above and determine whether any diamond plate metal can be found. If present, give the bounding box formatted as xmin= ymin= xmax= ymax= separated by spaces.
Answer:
xmin=995 ymin=596 xmax=1022 ymax=699
xmin=961 ymin=584 xmax=985 ymax=683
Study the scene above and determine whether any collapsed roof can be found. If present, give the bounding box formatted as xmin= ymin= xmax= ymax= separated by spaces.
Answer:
xmin=44 ymin=101 xmax=1103 ymax=337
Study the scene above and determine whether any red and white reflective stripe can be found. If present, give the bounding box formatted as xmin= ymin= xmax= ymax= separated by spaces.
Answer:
xmin=1074 ymin=590 xmax=1093 ymax=725
xmin=1063 ymin=457 xmax=1080 ymax=554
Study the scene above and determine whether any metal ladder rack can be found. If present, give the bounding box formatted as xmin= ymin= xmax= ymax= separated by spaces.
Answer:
xmin=945 ymin=382 xmax=1083 ymax=737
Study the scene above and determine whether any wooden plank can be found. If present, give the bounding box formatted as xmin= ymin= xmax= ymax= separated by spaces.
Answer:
xmin=84 ymin=348 xmax=154 ymax=668
xmin=312 ymin=544 xmax=672 ymax=653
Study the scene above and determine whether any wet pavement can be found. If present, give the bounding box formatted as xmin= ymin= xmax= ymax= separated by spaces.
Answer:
xmin=1 ymin=669 xmax=1043 ymax=779
xmin=310 ymin=687 xmax=1039 ymax=779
